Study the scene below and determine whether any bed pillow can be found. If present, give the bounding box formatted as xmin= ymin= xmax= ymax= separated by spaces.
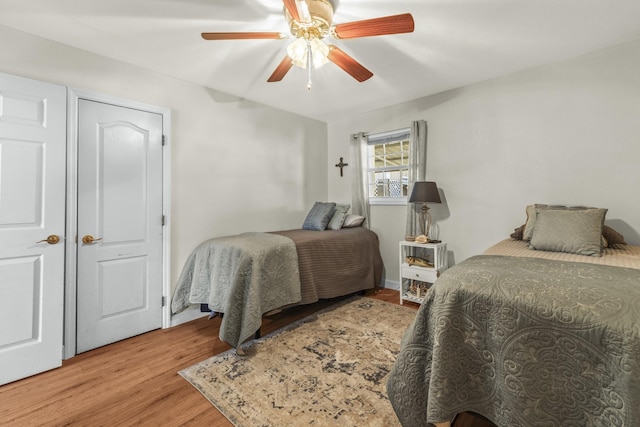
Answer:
xmin=327 ymin=204 xmax=350 ymax=230
xmin=342 ymin=214 xmax=365 ymax=228
xmin=603 ymin=225 xmax=627 ymax=246
xmin=523 ymin=204 xmax=596 ymax=241
xmin=522 ymin=204 xmax=540 ymax=241
xmin=302 ymin=202 xmax=336 ymax=231
xmin=529 ymin=208 xmax=607 ymax=256
xmin=512 ymin=221 xmax=625 ymax=249
xmin=510 ymin=224 xmax=525 ymax=240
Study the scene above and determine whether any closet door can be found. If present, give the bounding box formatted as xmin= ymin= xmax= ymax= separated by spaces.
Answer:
xmin=76 ymin=99 xmax=163 ymax=353
xmin=0 ymin=72 xmax=66 ymax=385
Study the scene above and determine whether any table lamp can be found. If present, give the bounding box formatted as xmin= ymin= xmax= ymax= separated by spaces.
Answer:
xmin=408 ymin=181 xmax=441 ymax=241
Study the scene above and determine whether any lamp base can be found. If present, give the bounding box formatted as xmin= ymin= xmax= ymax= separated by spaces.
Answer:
xmin=419 ymin=203 xmax=432 ymax=241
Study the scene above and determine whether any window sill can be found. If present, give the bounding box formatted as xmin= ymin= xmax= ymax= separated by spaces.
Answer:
xmin=369 ymin=198 xmax=408 ymax=206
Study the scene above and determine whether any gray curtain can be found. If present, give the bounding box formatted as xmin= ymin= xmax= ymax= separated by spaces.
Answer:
xmin=405 ymin=120 xmax=428 ymax=236
xmin=350 ymin=132 xmax=370 ymax=228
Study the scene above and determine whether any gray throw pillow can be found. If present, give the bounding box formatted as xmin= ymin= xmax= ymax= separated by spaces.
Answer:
xmin=327 ymin=204 xmax=350 ymax=230
xmin=529 ymin=208 xmax=607 ymax=256
xmin=302 ymin=202 xmax=336 ymax=231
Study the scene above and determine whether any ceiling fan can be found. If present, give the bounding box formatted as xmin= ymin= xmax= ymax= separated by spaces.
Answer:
xmin=201 ymin=0 xmax=414 ymax=88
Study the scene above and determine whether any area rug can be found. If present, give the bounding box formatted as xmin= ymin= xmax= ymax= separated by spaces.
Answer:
xmin=179 ymin=296 xmax=417 ymax=427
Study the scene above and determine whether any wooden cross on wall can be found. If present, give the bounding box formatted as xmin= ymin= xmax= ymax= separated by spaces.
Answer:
xmin=335 ymin=157 xmax=348 ymax=177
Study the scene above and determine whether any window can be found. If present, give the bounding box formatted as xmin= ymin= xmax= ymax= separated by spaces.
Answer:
xmin=367 ymin=128 xmax=410 ymax=205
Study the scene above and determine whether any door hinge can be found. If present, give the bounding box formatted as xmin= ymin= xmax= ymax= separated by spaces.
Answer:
xmin=162 ymin=135 xmax=166 ymax=146
xmin=161 ymin=215 xmax=166 ymax=226
xmin=162 ymin=296 xmax=166 ymax=307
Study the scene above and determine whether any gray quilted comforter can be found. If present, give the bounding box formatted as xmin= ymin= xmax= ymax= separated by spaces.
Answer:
xmin=171 ymin=232 xmax=301 ymax=348
xmin=387 ymin=255 xmax=640 ymax=426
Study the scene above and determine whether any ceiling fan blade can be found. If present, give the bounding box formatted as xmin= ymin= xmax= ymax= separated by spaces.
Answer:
xmin=332 ymin=13 xmax=415 ymax=39
xmin=327 ymin=46 xmax=373 ymax=82
xmin=201 ymin=32 xmax=286 ymax=40
xmin=267 ymin=56 xmax=294 ymax=82
xmin=283 ymin=0 xmax=301 ymax=22
xmin=283 ymin=0 xmax=313 ymax=24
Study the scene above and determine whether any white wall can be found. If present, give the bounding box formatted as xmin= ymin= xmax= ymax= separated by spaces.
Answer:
xmin=4 ymin=24 xmax=639 ymax=304
xmin=328 ymin=39 xmax=640 ymax=284
xmin=0 ymin=26 xmax=328 ymax=294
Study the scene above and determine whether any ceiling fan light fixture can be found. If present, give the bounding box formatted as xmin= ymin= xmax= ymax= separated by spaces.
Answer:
xmin=287 ymin=38 xmax=308 ymax=68
xmin=287 ymin=37 xmax=329 ymax=69
xmin=309 ymin=38 xmax=330 ymax=68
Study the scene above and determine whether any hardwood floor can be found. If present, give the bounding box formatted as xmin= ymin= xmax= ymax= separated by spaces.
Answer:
xmin=0 ymin=289 xmax=495 ymax=426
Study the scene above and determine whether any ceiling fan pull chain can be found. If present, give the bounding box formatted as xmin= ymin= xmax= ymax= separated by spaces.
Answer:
xmin=306 ymin=39 xmax=313 ymax=90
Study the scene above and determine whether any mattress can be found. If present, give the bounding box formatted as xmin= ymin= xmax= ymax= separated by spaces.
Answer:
xmin=484 ymin=238 xmax=640 ymax=269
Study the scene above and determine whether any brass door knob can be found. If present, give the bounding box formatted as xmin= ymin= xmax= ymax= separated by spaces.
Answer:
xmin=82 ymin=235 xmax=103 ymax=244
xmin=36 ymin=235 xmax=61 ymax=245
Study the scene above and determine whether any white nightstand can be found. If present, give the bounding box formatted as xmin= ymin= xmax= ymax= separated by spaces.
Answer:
xmin=399 ymin=241 xmax=448 ymax=304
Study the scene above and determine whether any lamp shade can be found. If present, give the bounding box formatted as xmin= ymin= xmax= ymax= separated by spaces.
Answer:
xmin=408 ymin=181 xmax=441 ymax=204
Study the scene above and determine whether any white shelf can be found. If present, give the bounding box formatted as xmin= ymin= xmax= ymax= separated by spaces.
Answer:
xmin=402 ymin=292 xmax=428 ymax=304
xmin=399 ymin=241 xmax=447 ymax=305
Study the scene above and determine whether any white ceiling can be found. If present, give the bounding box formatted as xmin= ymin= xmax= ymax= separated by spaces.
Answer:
xmin=1 ymin=0 xmax=640 ymax=122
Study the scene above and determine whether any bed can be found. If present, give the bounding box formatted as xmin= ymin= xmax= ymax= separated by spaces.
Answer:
xmin=387 ymin=205 xmax=640 ymax=427
xmin=171 ymin=226 xmax=384 ymax=350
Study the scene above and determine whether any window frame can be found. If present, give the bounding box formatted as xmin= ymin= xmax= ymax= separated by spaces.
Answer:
xmin=366 ymin=127 xmax=411 ymax=206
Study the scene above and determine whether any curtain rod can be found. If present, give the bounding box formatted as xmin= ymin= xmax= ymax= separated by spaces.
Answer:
xmin=352 ymin=127 xmax=411 ymax=140
xmin=370 ymin=127 xmax=410 ymax=139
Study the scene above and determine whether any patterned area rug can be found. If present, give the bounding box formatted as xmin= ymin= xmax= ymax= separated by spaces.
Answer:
xmin=179 ymin=296 xmax=417 ymax=427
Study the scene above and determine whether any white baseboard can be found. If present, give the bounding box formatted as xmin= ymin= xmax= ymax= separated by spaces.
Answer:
xmin=381 ymin=279 xmax=400 ymax=291
xmin=169 ymin=305 xmax=208 ymax=327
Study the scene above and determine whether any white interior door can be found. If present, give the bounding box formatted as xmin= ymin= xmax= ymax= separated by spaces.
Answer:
xmin=0 ymin=72 xmax=66 ymax=385
xmin=76 ymin=99 xmax=163 ymax=353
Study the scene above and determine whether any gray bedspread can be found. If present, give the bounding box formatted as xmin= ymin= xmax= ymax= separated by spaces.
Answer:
xmin=171 ymin=232 xmax=301 ymax=348
xmin=387 ymin=255 xmax=640 ymax=427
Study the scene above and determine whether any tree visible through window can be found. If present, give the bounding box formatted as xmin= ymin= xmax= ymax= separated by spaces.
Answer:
xmin=367 ymin=128 xmax=410 ymax=204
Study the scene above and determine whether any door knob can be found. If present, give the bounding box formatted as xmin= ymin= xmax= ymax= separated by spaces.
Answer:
xmin=36 ymin=235 xmax=61 ymax=245
xmin=82 ymin=235 xmax=103 ymax=244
